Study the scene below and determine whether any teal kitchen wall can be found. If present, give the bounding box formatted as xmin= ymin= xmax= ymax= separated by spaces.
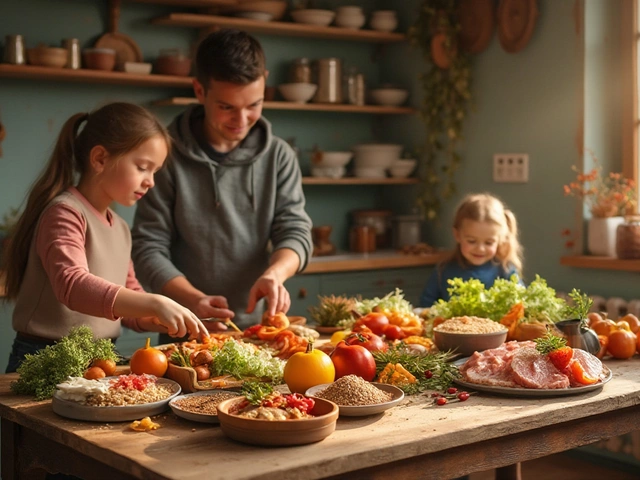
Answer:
xmin=383 ymin=0 xmax=638 ymax=299
xmin=0 ymin=0 xmax=637 ymax=369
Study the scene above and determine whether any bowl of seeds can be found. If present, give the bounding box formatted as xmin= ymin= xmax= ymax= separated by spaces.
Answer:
xmin=306 ymin=374 xmax=404 ymax=416
xmin=169 ymin=390 xmax=242 ymax=423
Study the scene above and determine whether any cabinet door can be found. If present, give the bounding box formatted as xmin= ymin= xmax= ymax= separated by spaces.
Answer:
xmin=285 ymin=274 xmax=321 ymax=318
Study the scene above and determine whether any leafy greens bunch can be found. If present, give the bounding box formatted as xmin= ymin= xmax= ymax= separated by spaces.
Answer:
xmin=210 ymin=340 xmax=284 ymax=383
xmin=428 ymin=275 xmax=566 ymax=323
xmin=11 ymin=326 xmax=119 ymax=400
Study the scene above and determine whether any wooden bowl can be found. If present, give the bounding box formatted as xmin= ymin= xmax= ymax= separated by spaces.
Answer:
xmin=26 ymin=46 xmax=67 ymax=68
xmin=216 ymin=396 xmax=338 ymax=446
xmin=433 ymin=330 xmax=507 ymax=356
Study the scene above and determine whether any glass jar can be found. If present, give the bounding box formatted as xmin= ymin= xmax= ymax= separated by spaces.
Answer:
xmin=616 ymin=215 xmax=640 ymax=259
xmin=289 ymin=57 xmax=311 ymax=83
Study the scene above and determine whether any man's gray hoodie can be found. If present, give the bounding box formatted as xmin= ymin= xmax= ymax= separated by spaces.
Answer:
xmin=131 ymin=105 xmax=313 ymax=328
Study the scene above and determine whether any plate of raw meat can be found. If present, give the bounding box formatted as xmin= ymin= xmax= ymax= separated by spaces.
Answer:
xmin=452 ymin=340 xmax=612 ymax=397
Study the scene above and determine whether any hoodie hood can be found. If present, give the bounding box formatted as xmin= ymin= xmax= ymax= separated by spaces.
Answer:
xmin=169 ymin=104 xmax=271 ymax=209
xmin=169 ymin=104 xmax=270 ymax=167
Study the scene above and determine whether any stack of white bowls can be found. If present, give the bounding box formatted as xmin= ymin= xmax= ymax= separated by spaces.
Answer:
xmin=370 ymin=10 xmax=398 ymax=32
xmin=352 ymin=144 xmax=403 ymax=178
xmin=334 ymin=6 xmax=366 ymax=30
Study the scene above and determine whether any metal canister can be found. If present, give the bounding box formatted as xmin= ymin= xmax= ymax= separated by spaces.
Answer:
xmin=4 ymin=34 xmax=25 ymax=65
xmin=312 ymin=58 xmax=343 ymax=104
xmin=289 ymin=57 xmax=311 ymax=83
xmin=62 ymin=38 xmax=81 ymax=69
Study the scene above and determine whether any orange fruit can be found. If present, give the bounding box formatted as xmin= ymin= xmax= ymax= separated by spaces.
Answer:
xmin=619 ymin=314 xmax=640 ymax=334
xmin=84 ymin=366 xmax=106 ymax=380
xmin=607 ymin=328 xmax=637 ymax=359
xmin=592 ymin=318 xmax=616 ymax=337
xmin=91 ymin=358 xmax=117 ymax=377
xmin=587 ymin=312 xmax=604 ymax=327
xmin=129 ymin=338 xmax=168 ymax=377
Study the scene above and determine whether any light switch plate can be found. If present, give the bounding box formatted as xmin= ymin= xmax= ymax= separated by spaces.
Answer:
xmin=493 ymin=153 xmax=529 ymax=183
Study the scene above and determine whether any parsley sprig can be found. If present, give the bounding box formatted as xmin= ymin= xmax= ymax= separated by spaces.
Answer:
xmin=11 ymin=326 xmax=119 ymax=400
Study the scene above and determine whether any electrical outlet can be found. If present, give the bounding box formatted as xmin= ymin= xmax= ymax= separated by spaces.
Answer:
xmin=493 ymin=153 xmax=529 ymax=183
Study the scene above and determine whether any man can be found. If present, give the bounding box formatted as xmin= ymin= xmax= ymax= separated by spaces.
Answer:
xmin=131 ymin=29 xmax=312 ymax=334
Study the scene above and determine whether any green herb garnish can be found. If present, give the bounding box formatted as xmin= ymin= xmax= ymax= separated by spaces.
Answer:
xmin=241 ymin=381 xmax=274 ymax=405
xmin=534 ymin=330 xmax=568 ymax=355
xmin=11 ymin=326 xmax=119 ymax=400
xmin=561 ymin=289 xmax=593 ymax=323
xmin=372 ymin=344 xmax=460 ymax=394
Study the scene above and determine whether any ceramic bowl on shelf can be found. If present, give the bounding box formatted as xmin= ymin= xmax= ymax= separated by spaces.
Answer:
xmin=278 ymin=82 xmax=317 ymax=103
xmin=369 ymin=88 xmax=409 ymax=107
xmin=370 ymin=10 xmax=398 ymax=32
xmin=353 ymin=167 xmax=387 ymax=179
xmin=122 ymin=62 xmax=152 ymax=75
xmin=352 ymin=143 xmax=403 ymax=169
xmin=26 ymin=46 xmax=68 ymax=68
xmin=216 ymin=395 xmax=339 ymax=446
xmin=291 ymin=9 xmax=336 ymax=26
xmin=82 ymin=48 xmax=116 ymax=71
xmin=388 ymin=158 xmax=417 ymax=178
xmin=335 ymin=8 xmax=366 ymax=30
xmin=311 ymin=166 xmax=346 ymax=178
xmin=315 ymin=151 xmax=353 ymax=168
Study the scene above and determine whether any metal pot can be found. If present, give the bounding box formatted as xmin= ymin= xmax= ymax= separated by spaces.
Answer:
xmin=312 ymin=58 xmax=343 ymax=104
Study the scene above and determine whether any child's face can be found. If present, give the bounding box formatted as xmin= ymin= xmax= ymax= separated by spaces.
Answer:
xmin=102 ymin=135 xmax=168 ymax=207
xmin=453 ymin=219 xmax=503 ymax=266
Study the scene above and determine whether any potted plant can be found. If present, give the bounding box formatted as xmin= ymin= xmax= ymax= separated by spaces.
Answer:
xmin=563 ymin=152 xmax=637 ymax=256
xmin=555 ymin=289 xmax=600 ymax=355
xmin=408 ymin=0 xmax=473 ymax=220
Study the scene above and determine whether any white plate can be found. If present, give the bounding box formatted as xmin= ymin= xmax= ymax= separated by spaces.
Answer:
xmin=169 ymin=390 xmax=242 ymax=424
xmin=452 ymin=358 xmax=613 ymax=397
xmin=306 ymin=382 xmax=404 ymax=416
xmin=52 ymin=377 xmax=181 ymax=422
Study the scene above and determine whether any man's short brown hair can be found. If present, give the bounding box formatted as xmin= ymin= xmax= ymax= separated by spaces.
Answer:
xmin=195 ymin=29 xmax=266 ymax=88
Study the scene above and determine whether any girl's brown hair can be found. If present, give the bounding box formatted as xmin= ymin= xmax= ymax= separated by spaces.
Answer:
xmin=3 ymin=102 xmax=170 ymax=301
xmin=445 ymin=193 xmax=523 ymax=276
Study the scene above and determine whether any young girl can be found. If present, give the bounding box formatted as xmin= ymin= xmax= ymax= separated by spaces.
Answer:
xmin=420 ymin=193 xmax=523 ymax=307
xmin=3 ymin=102 xmax=208 ymax=373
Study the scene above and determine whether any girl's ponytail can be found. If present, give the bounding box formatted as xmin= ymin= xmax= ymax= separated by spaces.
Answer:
xmin=3 ymin=112 xmax=87 ymax=300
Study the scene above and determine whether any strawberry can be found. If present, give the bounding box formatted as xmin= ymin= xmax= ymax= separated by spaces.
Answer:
xmin=547 ymin=346 xmax=573 ymax=371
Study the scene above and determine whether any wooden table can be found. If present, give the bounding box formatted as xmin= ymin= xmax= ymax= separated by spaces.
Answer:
xmin=1 ymin=358 xmax=639 ymax=480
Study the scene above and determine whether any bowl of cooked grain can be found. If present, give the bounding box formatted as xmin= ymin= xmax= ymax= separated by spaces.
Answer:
xmin=433 ymin=316 xmax=508 ymax=356
xmin=306 ymin=375 xmax=404 ymax=416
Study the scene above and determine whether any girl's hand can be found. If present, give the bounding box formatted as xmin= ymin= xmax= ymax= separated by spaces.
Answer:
xmin=154 ymin=295 xmax=209 ymax=340
xmin=135 ymin=316 xmax=168 ymax=333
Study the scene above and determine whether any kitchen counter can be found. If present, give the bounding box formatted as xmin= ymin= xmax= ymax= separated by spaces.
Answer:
xmin=304 ymin=250 xmax=449 ymax=274
xmin=1 ymin=358 xmax=639 ymax=480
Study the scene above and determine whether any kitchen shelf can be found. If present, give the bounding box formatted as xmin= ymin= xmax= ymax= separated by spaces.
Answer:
xmin=302 ymin=177 xmax=418 ymax=185
xmin=560 ymin=255 xmax=640 ymax=272
xmin=154 ymin=97 xmax=416 ymax=114
xmin=128 ymin=0 xmax=235 ymax=6
xmin=0 ymin=64 xmax=193 ymax=88
xmin=151 ymin=13 xmax=407 ymax=43
xmin=304 ymin=251 xmax=448 ymax=274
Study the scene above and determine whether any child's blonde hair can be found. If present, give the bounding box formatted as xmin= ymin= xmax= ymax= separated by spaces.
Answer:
xmin=448 ymin=193 xmax=523 ymax=276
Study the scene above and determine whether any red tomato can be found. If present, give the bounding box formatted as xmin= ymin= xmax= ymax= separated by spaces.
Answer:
xmin=354 ymin=312 xmax=389 ymax=336
xmin=383 ymin=324 xmax=405 ymax=340
xmin=345 ymin=331 xmax=388 ymax=352
xmin=330 ymin=341 xmax=376 ymax=381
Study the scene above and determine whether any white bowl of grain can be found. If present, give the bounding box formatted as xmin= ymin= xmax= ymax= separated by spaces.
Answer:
xmin=433 ymin=316 xmax=508 ymax=356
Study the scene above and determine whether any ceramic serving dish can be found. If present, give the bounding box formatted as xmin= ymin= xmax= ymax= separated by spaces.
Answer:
xmin=216 ymin=395 xmax=339 ymax=446
xmin=305 ymin=382 xmax=404 ymax=417
xmin=433 ymin=330 xmax=508 ymax=356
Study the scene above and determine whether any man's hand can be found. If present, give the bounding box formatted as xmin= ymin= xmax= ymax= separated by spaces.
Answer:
xmin=190 ymin=295 xmax=234 ymax=333
xmin=246 ymin=273 xmax=291 ymax=317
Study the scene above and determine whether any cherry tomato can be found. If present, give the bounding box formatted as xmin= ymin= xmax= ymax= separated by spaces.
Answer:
xmin=383 ymin=324 xmax=405 ymax=340
xmin=330 ymin=341 xmax=376 ymax=381
xmin=354 ymin=312 xmax=389 ymax=336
